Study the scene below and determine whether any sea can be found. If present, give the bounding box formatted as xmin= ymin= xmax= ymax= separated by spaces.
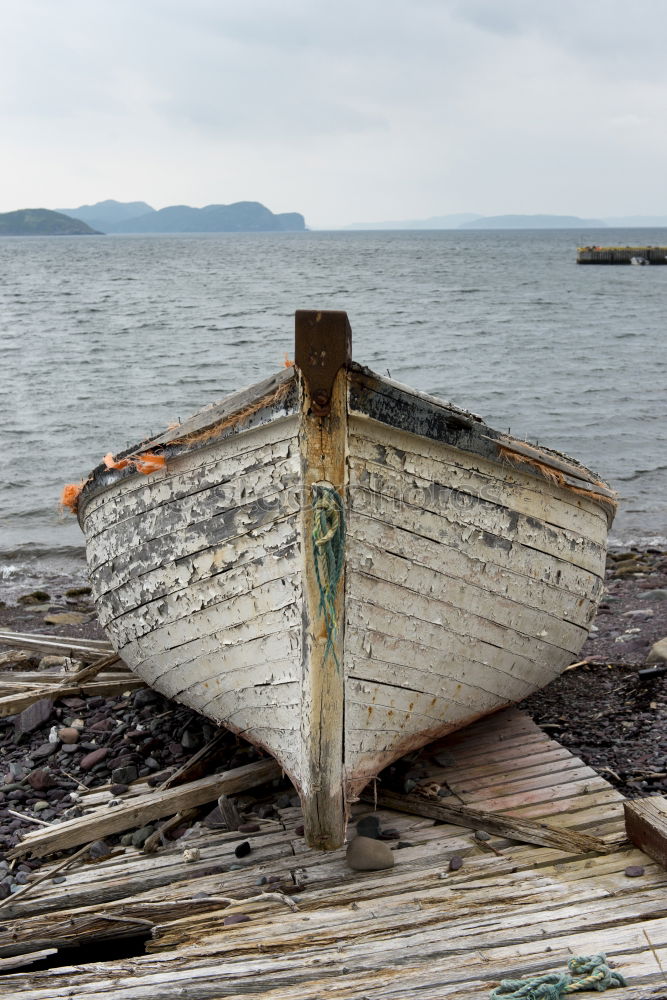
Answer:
xmin=1 ymin=228 xmax=665 ymax=601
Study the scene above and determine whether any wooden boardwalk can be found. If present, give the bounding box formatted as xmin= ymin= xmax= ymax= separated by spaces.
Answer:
xmin=3 ymin=708 xmax=667 ymax=999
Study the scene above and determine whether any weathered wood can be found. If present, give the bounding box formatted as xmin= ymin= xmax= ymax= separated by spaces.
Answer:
xmin=0 ymin=675 xmax=145 ymax=718
xmin=297 ymin=310 xmax=350 ymax=851
xmin=3 ymin=710 xmax=666 ymax=999
xmin=0 ymin=631 xmax=113 ymax=659
xmin=7 ymin=759 xmax=281 ymax=859
xmin=624 ymin=797 xmax=667 ymax=869
xmin=360 ymin=788 xmax=612 ymax=853
xmin=216 ymin=795 xmax=242 ymax=831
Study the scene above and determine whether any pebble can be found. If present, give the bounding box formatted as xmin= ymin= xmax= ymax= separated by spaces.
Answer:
xmin=238 ymin=823 xmax=260 ymax=833
xmin=234 ymin=841 xmax=251 ymax=858
xmin=223 ymin=913 xmax=250 ymax=925
xmin=58 ymin=727 xmax=80 ymax=745
xmin=43 ymin=612 xmax=90 ymax=625
xmin=18 ymin=590 xmax=51 ymax=604
xmin=624 ymin=865 xmax=645 ymax=878
xmin=26 ymin=769 xmax=55 ymax=791
xmin=80 ymin=748 xmax=110 ymax=771
xmin=474 ymin=830 xmax=491 ymax=842
xmin=449 ymin=855 xmax=464 ymax=872
xmin=88 ymin=840 xmax=112 ymax=860
xmin=294 ymin=824 xmax=305 ymax=837
xmin=346 ymin=835 xmax=395 ymax=871
xmin=356 ymin=815 xmax=381 ymax=839
xmin=110 ymin=783 xmax=129 ymax=796
xmin=646 ymin=638 xmax=667 ymax=665
xmin=131 ymin=826 xmax=154 ymax=848
xmin=255 ymin=875 xmax=268 ymax=885
xmin=31 ymin=742 xmax=58 ymax=760
xmin=641 ymin=589 xmax=667 ymax=601
xmin=378 ymin=828 xmax=400 ymax=841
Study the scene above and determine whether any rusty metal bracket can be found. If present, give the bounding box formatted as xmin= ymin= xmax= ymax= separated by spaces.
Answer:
xmin=295 ymin=310 xmax=352 ymax=416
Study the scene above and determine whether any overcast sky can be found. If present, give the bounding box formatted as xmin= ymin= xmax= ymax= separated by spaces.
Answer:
xmin=2 ymin=0 xmax=667 ymax=226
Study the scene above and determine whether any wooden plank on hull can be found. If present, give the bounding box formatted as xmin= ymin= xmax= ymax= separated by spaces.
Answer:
xmin=348 ymin=460 xmax=606 ymax=578
xmin=348 ymin=421 xmax=608 ymax=532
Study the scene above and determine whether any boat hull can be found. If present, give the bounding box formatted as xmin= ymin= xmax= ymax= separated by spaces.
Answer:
xmin=77 ymin=313 xmax=613 ymax=848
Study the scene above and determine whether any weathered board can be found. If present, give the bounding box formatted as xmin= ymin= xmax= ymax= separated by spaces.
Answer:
xmin=3 ymin=709 xmax=666 ymax=999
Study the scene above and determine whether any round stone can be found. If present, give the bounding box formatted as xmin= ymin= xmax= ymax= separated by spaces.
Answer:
xmin=346 ymin=835 xmax=395 ymax=871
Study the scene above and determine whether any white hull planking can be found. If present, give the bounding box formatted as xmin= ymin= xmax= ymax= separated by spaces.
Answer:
xmin=81 ymin=387 xmax=608 ymax=810
xmin=342 ymin=414 xmax=607 ymax=795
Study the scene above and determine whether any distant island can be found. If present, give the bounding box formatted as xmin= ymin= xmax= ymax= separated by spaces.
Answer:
xmin=460 ymin=214 xmax=606 ymax=229
xmin=58 ymin=199 xmax=305 ymax=233
xmin=57 ymin=199 xmax=154 ymax=233
xmin=0 ymin=209 xmax=100 ymax=236
xmin=341 ymin=213 xmax=609 ymax=230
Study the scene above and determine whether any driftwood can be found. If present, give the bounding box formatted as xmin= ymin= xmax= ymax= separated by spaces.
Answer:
xmin=360 ymin=788 xmax=613 ymax=854
xmin=0 ymin=629 xmax=114 ymax=659
xmin=0 ymin=673 xmax=144 ymax=718
xmin=8 ymin=758 xmax=282 ymax=859
xmin=216 ymin=795 xmax=242 ymax=831
xmin=142 ymin=809 xmax=204 ymax=853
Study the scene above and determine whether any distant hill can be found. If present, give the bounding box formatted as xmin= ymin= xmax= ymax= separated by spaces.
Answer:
xmin=0 ymin=209 xmax=100 ymax=236
xmin=342 ymin=213 xmax=481 ymax=230
xmin=460 ymin=214 xmax=606 ymax=229
xmin=603 ymin=216 xmax=667 ymax=228
xmin=107 ymin=201 xmax=305 ymax=233
xmin=58 ymin=199 xmax=155 ymax=232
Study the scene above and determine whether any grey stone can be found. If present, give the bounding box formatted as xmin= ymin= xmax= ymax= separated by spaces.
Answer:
xmin=346 ymin=835 xmax=395 ymax=871
xmin=646 ymin=638 xmax=667 ymax=665
xmin=131 ymin=826 xmax=154 ymax=848
xmin=38 ymin=655 xmax=70 ymax=670
xmin=356 ymin=814 xmax=381 ymax=839
xmin=43 ymin=612 xmax=90 ymax=625
xmin=31 ymin=742 xmax=58 ymax=760
xmin=180 ymin=727 xmax=200 ymax=750
xmin=640 ymin=589 xmax=667 ymax=601
xmin=111 ymin=766 xmax=138 ymax=785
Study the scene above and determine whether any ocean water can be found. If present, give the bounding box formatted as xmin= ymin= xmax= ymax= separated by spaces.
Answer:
xmin=0 ymin=228 xmax=665 ymax=597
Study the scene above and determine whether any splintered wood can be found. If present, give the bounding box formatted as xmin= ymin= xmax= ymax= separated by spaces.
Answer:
xmin=2 ymin=709 xmax=667 ymax=999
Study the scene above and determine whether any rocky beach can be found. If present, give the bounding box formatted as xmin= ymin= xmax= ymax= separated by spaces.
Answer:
xmin=0 ymin=546 xmax=666 ymax=899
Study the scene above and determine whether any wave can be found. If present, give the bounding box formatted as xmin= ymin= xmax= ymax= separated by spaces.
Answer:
xmin=615 ymin=464 xmax=667 ymax=483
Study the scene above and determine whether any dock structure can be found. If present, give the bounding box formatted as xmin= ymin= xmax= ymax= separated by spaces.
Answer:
xmin=577 ymin=245 xmax=667 ymax=264
xmin=3 ymin=708 xmax=667 ymax=999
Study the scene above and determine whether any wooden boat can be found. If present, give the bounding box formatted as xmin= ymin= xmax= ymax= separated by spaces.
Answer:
xmin=74 ymin=310 xmax=616 ymax=849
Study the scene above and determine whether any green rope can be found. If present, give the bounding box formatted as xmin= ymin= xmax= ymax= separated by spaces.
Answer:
xmin=311 ymin=484 xmax=345 ymax=667
xmin=490 ymin=954 xmax=626 ymax=999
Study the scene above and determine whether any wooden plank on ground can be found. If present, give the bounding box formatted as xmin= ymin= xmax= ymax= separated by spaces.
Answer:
xmin=7 ymin=759 xmax=281 ymax=858
xmin=625 ymin=797 xmax=667 ymax=870
xmin=360 ymin=788 xmax=612 ymax=853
